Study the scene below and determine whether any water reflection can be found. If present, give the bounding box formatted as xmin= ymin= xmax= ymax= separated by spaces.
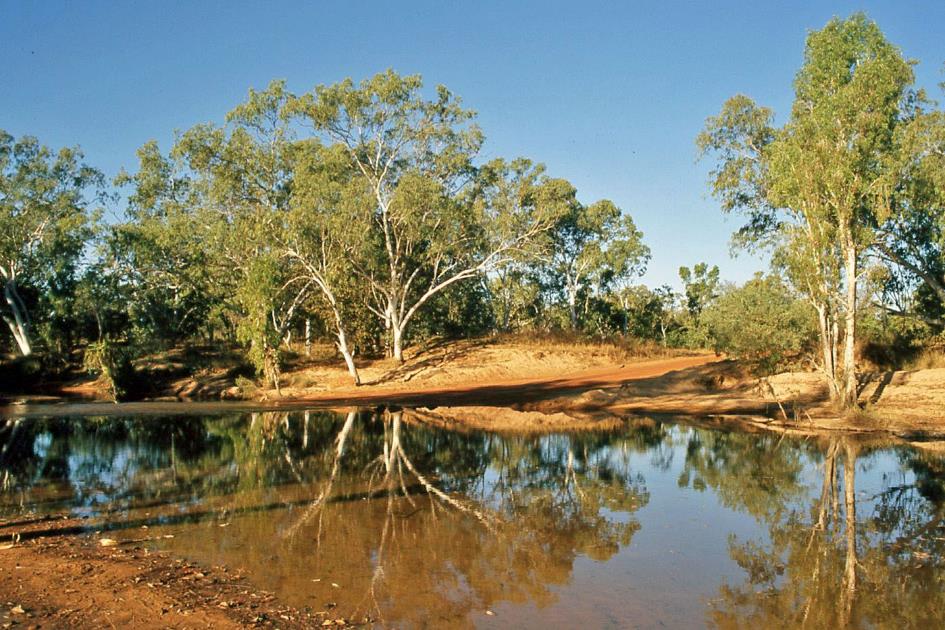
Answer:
xmin=1 ymin=411 xmax=944 ymax=627
xmin=702 ymin=436 xmax=945 ymax=628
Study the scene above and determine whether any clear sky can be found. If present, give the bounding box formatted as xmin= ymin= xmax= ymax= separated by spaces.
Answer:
xmin=2 ymin=1 xmax=943 ymax=288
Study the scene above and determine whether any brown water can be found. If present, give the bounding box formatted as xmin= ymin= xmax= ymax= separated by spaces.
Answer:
xmin=1 ymin=408 xmax=943 ymax=628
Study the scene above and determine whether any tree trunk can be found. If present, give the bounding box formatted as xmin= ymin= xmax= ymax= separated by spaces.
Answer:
xmin=305 ymin=318 xmax=312 ymax=357
xmin=383 ymin=303 xmax=393 ymax=358
xmin=3 ymin=281 xmax=32 ymax=356
xmin=336 ymin=328 xmax=360 ymax=386
xmin=567 ymin=286 xmax=578 ymax=330
xmin=326 ymin=300 xmax=360 ymax=385
xmin=815 ymin=303 xmax=840 ymax=402
xmin=501 ymin=293 xmax=511 ymax=332
xmin=841 ymin=242 xmax=858 ymax=408
xmin=392 ymin=325 xmax=404 ymax=363
xmin=93 ymin=307 xmax=103 ymax=341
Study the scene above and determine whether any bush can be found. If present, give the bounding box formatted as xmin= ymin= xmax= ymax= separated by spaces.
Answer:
xmin=83 ymin=338 xmax=138 ymax=401
xmin=702 ymin=274 xmax=816 ymax=374
xmin=858 ymin=308 xmax=934 ymax=370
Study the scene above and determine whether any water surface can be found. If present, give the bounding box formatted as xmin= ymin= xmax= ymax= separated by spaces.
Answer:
xmin=1 ymin=408 xmax=943 ymax=628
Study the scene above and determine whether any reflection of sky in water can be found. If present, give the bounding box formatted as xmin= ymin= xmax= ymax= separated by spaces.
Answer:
xmin=0 ymin=411 xmax=942 ymax=628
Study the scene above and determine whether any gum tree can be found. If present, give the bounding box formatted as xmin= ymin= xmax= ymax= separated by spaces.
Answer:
xmin=290 ymin=70 xmax=564 ymax=362
xmin=172 ymin=80 xmax=301 ymax=387
xmin=699 ymin=14 xmax=915 ymax=407
xmin=545 ymin=196 xmax=650 ymax=330
xmin=111 ymin=141 xmax=215 ymax=343
xmin=0 ymin=131 xmax=101 ymax=356
xmin=283 ymin=142 xmax=374 ymax=384
xmin=875 ymin=103 xmax=945 ymax=327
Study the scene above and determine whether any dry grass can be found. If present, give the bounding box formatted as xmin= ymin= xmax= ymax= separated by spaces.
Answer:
xmin=907 ymin=348 xmax=945 ymax=370
xmin=492 ymin=331 xmax=681 ymax=363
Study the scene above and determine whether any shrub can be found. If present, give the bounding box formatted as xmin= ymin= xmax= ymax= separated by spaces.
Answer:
xmin=702 ymin=274 xmax=816 ymax=374
xmin=83 ymin=337 xmax=138 ymax=401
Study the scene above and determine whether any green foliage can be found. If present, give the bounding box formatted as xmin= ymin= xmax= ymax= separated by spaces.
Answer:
xmin=83 ymin=337 xmax=138 ymax=401
xmin=235 ymin=256 xmax=284 ymax=389
xmin=857 ymin=306 xmax=931 ymax=369
xmin=110 ymin=141 xmax=214 ymax=344
xmin=11 ymin=47 xmax=945 ymax=383
xmin=699 ymin=13 xmax=924 ymax=404
xmin=678 ymin=263 xmax=720 ymax=318
xmin=671 ymin=263 xmax=721 ymax=348
xmin=544 ymin=191 xmax=650 ymax=330
xmin=702 ymin=274 xmax=817 ymax=373
xmin=0 ymin=130 xmax=103 ymax=356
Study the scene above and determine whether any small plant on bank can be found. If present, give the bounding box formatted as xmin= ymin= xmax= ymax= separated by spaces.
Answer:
xmin=83 ymin=337 xmax=137 ymax=401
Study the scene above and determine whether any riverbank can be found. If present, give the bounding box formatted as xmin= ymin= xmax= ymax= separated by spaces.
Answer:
xmin=0 ymin=514 xmax=351 ymax=628
xmin=2 ymin=337 xmax=944 ymax=436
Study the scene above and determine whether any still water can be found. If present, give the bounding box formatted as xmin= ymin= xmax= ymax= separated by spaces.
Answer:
xmin=0 ymin=408 xmax=943 ymax=628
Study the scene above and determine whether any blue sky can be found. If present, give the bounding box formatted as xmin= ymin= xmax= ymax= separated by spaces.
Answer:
xmin=2 ymin=1 xmax=943 ymax=288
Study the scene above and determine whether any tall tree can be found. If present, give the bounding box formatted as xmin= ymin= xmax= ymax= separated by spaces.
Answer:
xmin=290 ymin=70 xmax=562 ymax=361
xmin=875 ymin=105 xmax=945 ymax=327
xmin=699 ymin=14 xmax=915 ymax=407
xmin=473 ymin=158 xmax=565 ymax=332
xmin=0 ymin=131 xmax=102 ymax=356
xmin=112 ymin=141 xmax=216 ymax=344
xmin=284 ymin=142 xmax=374 ymax=384
xmin=546 ymin=196 xmax=649 ymax=330
xmin=172 ymin=80 xmax=302 ymax=387
xmin=678 ymin=262 xmax=720 ymax=319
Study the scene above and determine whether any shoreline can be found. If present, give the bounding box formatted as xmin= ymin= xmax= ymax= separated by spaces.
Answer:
xmin=2 ymin=352 xmax=944 ymax=439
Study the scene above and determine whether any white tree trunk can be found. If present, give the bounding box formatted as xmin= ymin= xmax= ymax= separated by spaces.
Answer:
xmin=841 ymin=241 xmax=858 ymax=408
xmin=336 ymin=327 xmax=360 ymax=386
xmin=392 ymin=324 xmax=404 ymax=363
xmin=383 ymin=302 xmax=393 ymax=358
xmin=3 ymin=281 xmax=32 ymax=357
xmin=567 ymin=285 xmax=579 ymax=330
xmin=305 ymin=318 xmax=312 ymax=357
xmin=815 ymin=303 xmax=840 ymax=402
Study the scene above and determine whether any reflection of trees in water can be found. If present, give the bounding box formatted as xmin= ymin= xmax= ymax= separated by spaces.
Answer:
xmin=276 ymin=408 xmax=652 ymax=625
xmin=694 ymin=434 xmax=945 ymax=628
xmin=0 ymin=409 xmax=654 ymax=624
xmin=0 ymin=415 xmax=216 ymax=511
xmin=4 ymin=412 xmax=945 ymax=626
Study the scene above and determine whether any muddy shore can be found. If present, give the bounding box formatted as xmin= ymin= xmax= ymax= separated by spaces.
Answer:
xmin=0 ymin=514 xmax=357 ymax=628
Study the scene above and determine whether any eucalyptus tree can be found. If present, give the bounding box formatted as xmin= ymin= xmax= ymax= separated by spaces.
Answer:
xmin=678 ymin=262 xmax=720 ymax=319
xmin=289 ymin=70 xmax=564 ymax=362
xmin=283 ymin=142 xmax=374 ymax=383
xmin=171 ymin=80 xmax=303 ymax=387
xmin=875 ymin=105 xmax=945 ymax=327
xmin=473 ymin=157 xmax=563 ymax=331
xmin=545 ymin=194 xmax=650 ymax=330
xmin=111 ymin=141 xmax=217 ymax=344
xmin=674 ymin=262 xmax=721 ymax=347
xmin=617 ymin=284 xmax=678 ymax=343
xmin=0 ymin=130 xmax=102 ymax=356
xmin=699 ymin=14 xmax=915 ymax=407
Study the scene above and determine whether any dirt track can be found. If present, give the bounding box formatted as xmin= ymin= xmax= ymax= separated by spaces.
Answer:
xmin=288 ymin=353 xmax=720 ymax=407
